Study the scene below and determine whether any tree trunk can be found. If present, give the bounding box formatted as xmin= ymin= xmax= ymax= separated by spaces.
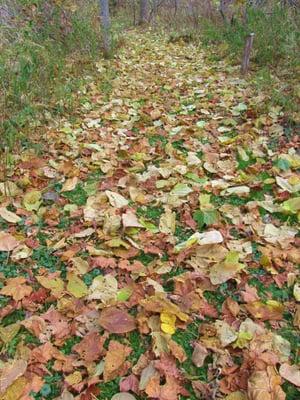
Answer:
xmin=139 ymin=0 xmax=148 ymax=25
xmin=99 ymin=0 xmax=111 ymax=58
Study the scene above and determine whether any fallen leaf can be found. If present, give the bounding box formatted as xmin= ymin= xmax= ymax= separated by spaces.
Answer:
xmin=73 ymin=331 xmax=104 ymax=363
xmin=0 ymin=377 xmax=27 ymax=400
xmin=192 ymin=342 xmax=208 ymax=367
xmin=248 ymin=367 xmax=285 ymax=400
xmin=245 ymin=300 xmax=284 ymax=321
xmin=0 ymin=208 xmax=21 ymax=224
xmin=209 ymin=251 xmax=244 ymax=285
xmin=23 ymin=190 xmax=41 ymax=211
xmin=0 ymin=277 xmax=32 ymax=301
xmin=0 ymin=232 xmax=19 ymax=252
xmin=36 ymin=275 xmax=64 ymax=297
xmin=160 ymin=312 xmax=176 ymax=335
xmin=0 ymin=323 xmax=20 ymax=344
xmin=66 ymin=272 xmax=88 ymax=298
xmin=103 ymin=340 xmax=131 ymax=382
xmin=105 ymin=191 xmax=129 ymax=208
xmin=122 ymin=211 xmax=142 ymax=228
xmin=279 ymin=363 xmax=300 ymax=387
xmin=111 ymin=394 xmax=137 ymax=400
xmin=0 ymin=360 xmax=27 ymax=394
xmin=61 ymin=177 xmax=79 ymax=192
xmin=99 ymin=307 xmax=136 ymax=333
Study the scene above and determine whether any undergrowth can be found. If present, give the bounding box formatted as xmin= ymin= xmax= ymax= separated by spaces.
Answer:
xmin=0 ymin=0 xmax=125 ymax=151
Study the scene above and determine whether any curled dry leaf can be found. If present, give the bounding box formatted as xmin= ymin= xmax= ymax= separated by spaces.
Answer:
xmin=99 ymin=307 xmax=136 ymax=334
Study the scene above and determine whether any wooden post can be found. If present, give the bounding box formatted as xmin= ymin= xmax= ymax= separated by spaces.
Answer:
xmin=241 ymin=33 xmax=255 ymax=74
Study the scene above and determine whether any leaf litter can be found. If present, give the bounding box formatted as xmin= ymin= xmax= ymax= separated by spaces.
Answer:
xmin=0 ymin=31 xmax=299 ymax=400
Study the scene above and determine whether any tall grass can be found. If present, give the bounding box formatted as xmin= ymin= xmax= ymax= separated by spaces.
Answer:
xmin=200 ymin=5 xmax=300 ymax=69
xmin=0 ymin=0 xmax=118 ymax=151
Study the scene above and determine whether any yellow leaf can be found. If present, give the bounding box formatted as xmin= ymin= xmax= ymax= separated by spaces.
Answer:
xmin=233 ymin=331 xmax=253 ymax=349
xmin=36 ymin=276 xmax=64 ymax=297
xmin=0 ymin=377 xmax=27 ymax=400
xmin=225 ymin=391 xmax=248 ymax=400
xmin=160 ymin=312 xmax=176 ymax=335
xmin=23 ymin=190 xmax=41 ymax=211
xmin=66 ymin=272 xmax=88 ymax=298
xmin=65 ymin=371 xmax=82 ymax=386
xmin=0 ymin=323 xmax=20 ymax=344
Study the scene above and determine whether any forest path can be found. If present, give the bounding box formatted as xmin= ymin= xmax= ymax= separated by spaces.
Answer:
xmin=0 ymin=31 xmax=299 ymax=400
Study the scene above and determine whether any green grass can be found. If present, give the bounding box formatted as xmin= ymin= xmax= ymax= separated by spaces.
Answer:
xmin=0 ymin=1 xmax=126 ymax=151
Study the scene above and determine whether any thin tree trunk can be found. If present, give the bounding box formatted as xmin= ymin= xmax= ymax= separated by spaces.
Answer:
xmin=99 ymin=0 xmax=111 ymax=58
xmin=241 ymin=33 xmax=255 ymax=74
xmin=139 ymin=0 xmax=148 ymax=25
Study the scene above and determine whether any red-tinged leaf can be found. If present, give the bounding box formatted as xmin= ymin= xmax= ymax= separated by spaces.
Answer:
xmin=99 ymin=307 xmax=136 ymax=333
xmin=119 ymin=374 xmax=139 ymax=394
xmin=241 ymin=284 xmax=259 ymax=303
xmin=92 ymin=256 xmax=117 ymax=269
xmin=73 ymin=332 xmax=105 ymax=363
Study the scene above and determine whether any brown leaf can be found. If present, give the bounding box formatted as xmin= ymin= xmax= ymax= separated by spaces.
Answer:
xmin=0 ymin=232 xmax=19 ymax=252
xmin=248 ymin=367 xmax=286 ymax=400
xmin=192 ymin=342 xmax=209 ymax=368
xmin=103 ymin=340 xmax=131 ymax=382
xmin=99 ymin=307 xmax=136 ymax=334
xmin=73 ymin=332 xmax=105 ymax=363
xmin=168 ymin=340 xmax=187 ymax=363
xmin=245 ymin=301 xmax=284 ymax=321
xmin=279 ymin=363 xmax=300 ymax=387
xmin=0 ymin=277 xmax=32 ymax=301
xmin=0 ymin=360 xmax=27 ymax=394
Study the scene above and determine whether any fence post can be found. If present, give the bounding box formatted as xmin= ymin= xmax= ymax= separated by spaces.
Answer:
xmin=241 ymin=33 xmax=255 ymax=74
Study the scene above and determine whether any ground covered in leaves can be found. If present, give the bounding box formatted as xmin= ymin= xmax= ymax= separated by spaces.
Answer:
xmin=0 ymin=31 xmax=299 ymax=400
